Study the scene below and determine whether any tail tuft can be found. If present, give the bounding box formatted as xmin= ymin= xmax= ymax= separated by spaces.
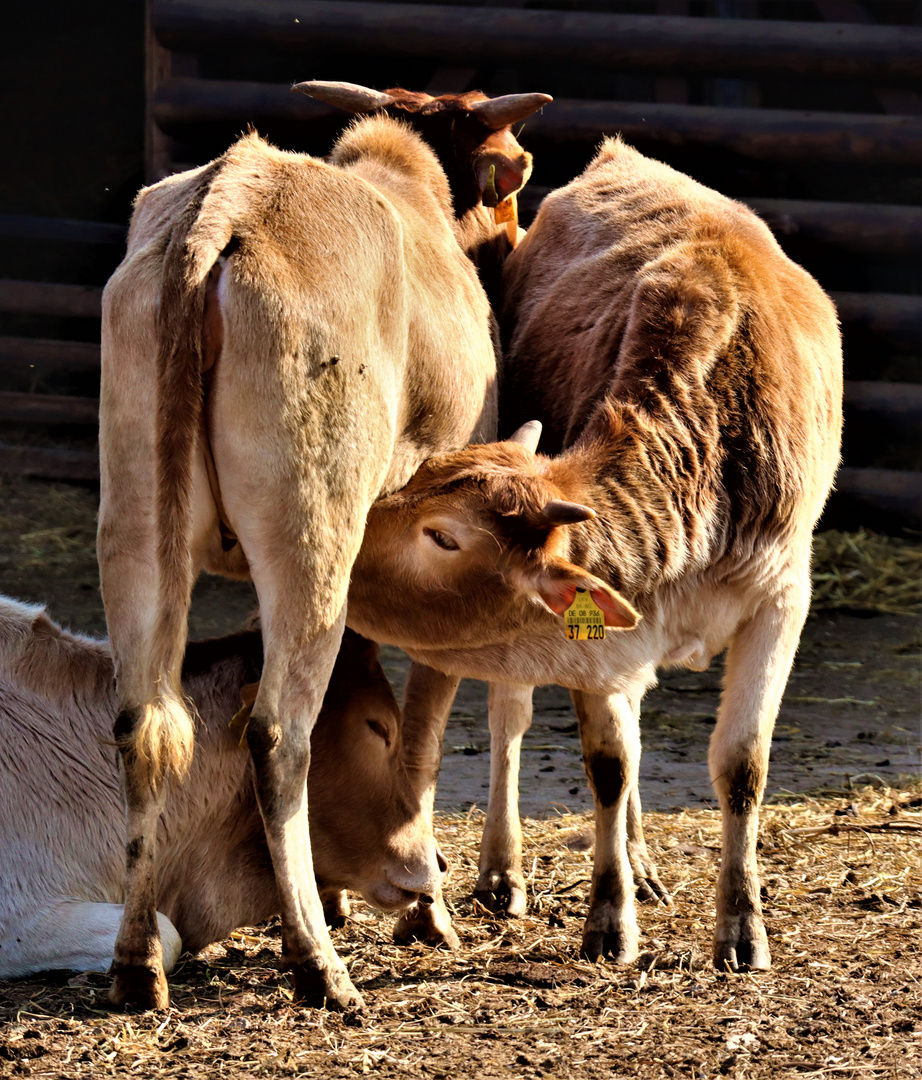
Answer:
xmin=131 ymin=692 xmax=197 ymax=786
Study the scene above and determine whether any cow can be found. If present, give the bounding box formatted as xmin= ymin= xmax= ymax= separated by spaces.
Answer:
xmin=98 ymin=82 xmax=549 ymax=1011
xmin=0 ymin=596 xmax=457 ymax=980
xmin=346 ymin=137 xmax=843 ymax=972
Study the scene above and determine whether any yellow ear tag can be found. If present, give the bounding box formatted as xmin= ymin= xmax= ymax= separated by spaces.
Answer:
xmin=564 ymin=589 xmax=606 ymax=642
xmin=494 ymin=191 xmax=519 ymax=246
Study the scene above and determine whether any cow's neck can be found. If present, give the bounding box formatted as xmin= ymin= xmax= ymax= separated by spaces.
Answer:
xmin=556 ymin=395 xmax=722 ymax=599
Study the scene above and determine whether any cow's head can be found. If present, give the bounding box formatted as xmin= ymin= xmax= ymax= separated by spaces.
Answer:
xmin=308 ymin=629 xmax=446 ymax=912
xmin=293 ymin=80 xmax=551 ymax=222
xmin=349 ymin=422 xmax=639 ymax=652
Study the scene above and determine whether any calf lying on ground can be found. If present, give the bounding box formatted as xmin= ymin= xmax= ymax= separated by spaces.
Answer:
xmin=0 ymin=597 xmax=448 ymax=979
xmin=348 ymin=138 xmax=843 ymax=971
xmin=98 ymin=83 xmax=547 ymax=1010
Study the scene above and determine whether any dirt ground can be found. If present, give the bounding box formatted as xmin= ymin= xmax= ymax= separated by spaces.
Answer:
xmin=0 ymin=475 xmax=920 ymax=1078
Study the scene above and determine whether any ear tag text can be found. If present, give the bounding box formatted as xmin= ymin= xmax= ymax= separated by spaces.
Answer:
xmin=564 ymin=589 xmax=606 ymax=642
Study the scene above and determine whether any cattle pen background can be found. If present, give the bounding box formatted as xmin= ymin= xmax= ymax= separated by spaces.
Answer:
xmin=0 ymin=1 xmax=920 ymax=1078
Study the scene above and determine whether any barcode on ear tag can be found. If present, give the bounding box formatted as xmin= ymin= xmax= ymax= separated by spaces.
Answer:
xmin=564 ymin=589 xmax=606 ymax=641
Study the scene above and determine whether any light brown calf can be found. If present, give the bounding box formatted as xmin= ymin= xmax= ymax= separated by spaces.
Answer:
xmin=348 ymin=138 xmax=843 ymax=971
xmin=0 ymin=597 xmax=446 ymax=978
xmin=98 ymin=84 xmax=548 ymax=1010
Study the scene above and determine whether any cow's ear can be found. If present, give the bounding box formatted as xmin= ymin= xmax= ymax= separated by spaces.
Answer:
xmin=474 ymin=143 xmax=534 ymax=206
xmin=514 ymin=557 xmax=640 ymax=630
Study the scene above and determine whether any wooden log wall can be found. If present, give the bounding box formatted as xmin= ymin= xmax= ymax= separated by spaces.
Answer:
xmin=0 ymin=0 xmax=918 ymax=529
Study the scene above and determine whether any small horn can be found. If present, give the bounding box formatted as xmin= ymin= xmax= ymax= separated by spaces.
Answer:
xmin=292 ymin=80 xmax=396 ymax=113
xmin=506 ymin=420 xmax=542 ymax=453
xmin=469 ymin=93 xmax=553 ymax=130
xmin=537 ymin=501 xmax=597 ymax=528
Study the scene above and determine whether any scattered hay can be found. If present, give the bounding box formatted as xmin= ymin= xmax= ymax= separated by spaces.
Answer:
xmin=2 ymin=783 xmax=919 ymax=1079
xmin=812 ymin=529 xmax=922 ymax=616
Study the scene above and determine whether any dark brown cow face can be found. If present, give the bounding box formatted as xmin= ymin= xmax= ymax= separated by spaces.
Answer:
xmin=308 ymin=629 xmax=444 ymax=911
xmin=292 ymin=81 xmax=551 ymax=218
xmin=348 ymin=428 xmax=639 ymax=652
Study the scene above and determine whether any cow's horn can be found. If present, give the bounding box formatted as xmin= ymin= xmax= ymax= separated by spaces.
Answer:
xmin=537 ymin=500 xmax=597 ymax=527
xmin=507 ymin=420 xmax=542 ymax=453
xmin=292 ymin=80 xmax=396 ymax=113
xmin=469 ymin=93 xmax=553 ymax=130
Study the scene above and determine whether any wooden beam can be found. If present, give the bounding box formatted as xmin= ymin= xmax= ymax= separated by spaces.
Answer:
xmin=523 ymin=99 xmax=920 ymax=166
xmin=833 ymin=467 xmax=922 ymax=528
xmin=0 ymin=281 xmax=103 ymax=319
xmin=831 ymin=293 xmax=922 ymax=344
xmin=0 ymin=338 xmax=101 ymax=371
xmin=0 ymin=444 xmax=99 ymax=482
xmin=0 ymin=214 xmax=126 ymax=246
xmin=0 ymin=392 xmax=99 ymax=426
xmin=150 ymin=0 xmax=922 ymax=85
xmin=152 ymin=80 xmax=921 ymax=166
xmin=745 ymin=199 xmax=922 ymax=258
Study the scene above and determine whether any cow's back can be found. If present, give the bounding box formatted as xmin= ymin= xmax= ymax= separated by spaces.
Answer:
xmin=502 ymin=138 xmax=842 ymax=539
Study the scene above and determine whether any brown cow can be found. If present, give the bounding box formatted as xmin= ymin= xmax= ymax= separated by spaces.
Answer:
xmin=0 ymin=596 xmax=451 ymax=979
xmin=348 ymin=137 xmax=843 ymax=971
xmin=98 ymin=84 xmax=547 ymax=1010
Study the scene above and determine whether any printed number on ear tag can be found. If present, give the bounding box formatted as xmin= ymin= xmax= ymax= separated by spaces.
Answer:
xmin=564 ymin=589 xmax=606 ymax=642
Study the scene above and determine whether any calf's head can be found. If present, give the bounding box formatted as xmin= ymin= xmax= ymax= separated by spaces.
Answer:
xmin=293 ymin=80 xmax=551 ymax=224
xmin=308 ymin=629 xmax=446 ymax=911
xmin=349 ymin=423 xmax=640 ymax=652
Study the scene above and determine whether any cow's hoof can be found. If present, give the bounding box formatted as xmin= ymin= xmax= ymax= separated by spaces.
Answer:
xmin=474 ymin=870 xmax=527 ymax=917
xmin=394 ymin=900 xmax=460 ymax=949
xmin=713 ymin=920 xmax=771 ymax=972
xmin=632 ymin=860 xmax=672 ymax=906
xmin=290 ymin=963 xmax=364 ymax=1011
xmin=321 ymin=889 xmax=351 ymax=930
xmin=108 ymin=964 xmax=170 ymax=1012
xmin=580 ymin=906 xmax=639 ymax=964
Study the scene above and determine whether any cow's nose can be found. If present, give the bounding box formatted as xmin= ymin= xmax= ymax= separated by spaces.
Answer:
xmin=436 ymin=847 xmax=449 ymax=874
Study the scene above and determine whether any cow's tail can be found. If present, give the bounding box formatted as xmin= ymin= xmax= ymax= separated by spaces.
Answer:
xmin=133 ymin=174 xmax=233 ymax=787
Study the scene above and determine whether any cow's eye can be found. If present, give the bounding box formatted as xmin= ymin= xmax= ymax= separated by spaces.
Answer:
xmin=424 ymin=527 xmax=460 ymax=551
xmin=366 ymin=718 xmax=392 ymax=747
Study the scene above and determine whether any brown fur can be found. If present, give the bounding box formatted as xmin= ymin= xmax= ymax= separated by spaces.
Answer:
xmin=348 ymin=139 xmax=843 ymax=970
xmin=97 ymin=93 xmax=535 ymax=1008
xmin=0 ymin=597 xmax=443 ymax=977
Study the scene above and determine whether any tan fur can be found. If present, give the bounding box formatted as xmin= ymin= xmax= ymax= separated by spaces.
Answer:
xmin=97 ymin=93 xmax=536 ymax=1008
xmin=349 ymin=139 xmax=843 ymax=969
xmin=0 ymin=598 xmax=445 ymax=978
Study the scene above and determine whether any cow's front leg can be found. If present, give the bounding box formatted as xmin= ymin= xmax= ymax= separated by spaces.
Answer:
xmin=572 ymin=689 xmax=641 ymax=964
xmin=248 ymin=631 xmax=363 ymax=1010
xmin=710 ymin=591 xmax=808 ymax=972
xmin=627 ymin=784 xmax=671 ymax=905
xmin=395 ymin=662 xmax=461 ymax=949
xmin=109 ymin=716 xmax=172 ymax=1011
xmin=474 ymin=682 xmax=534 ymax=916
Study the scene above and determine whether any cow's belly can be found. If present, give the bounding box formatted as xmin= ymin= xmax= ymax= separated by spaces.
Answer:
xmin=402 ymin=577 xmax=765 ymax=695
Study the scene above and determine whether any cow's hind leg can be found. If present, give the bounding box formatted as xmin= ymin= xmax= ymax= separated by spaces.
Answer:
xmin=709 ymin=590 xmax=809 ymax=972
xmin=245 ymin=610 xmax=361 ymax=1009
xmin=474 ymin=682 xmax=534 ymax=916
xmin=572 ymin=689 xmax=641 ymax=964
xmin=627 ymin=784 xmax=671 ymax=905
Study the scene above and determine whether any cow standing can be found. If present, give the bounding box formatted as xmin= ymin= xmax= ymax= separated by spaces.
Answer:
xmin=348 ymin=138 xmax=843 ymax=971
xmin=98 ymin=84 xmax=548 ymax=1010
xmin=0 ymin=597 xmax=449 ymax=979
